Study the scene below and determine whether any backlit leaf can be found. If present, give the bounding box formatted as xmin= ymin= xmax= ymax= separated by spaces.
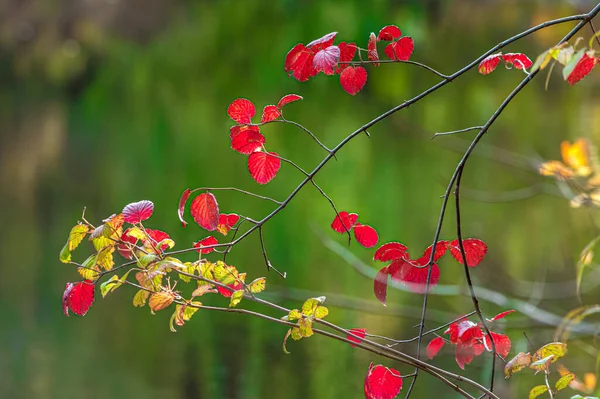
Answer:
xmin=556 ymin=373 xmax=576 ymax=391
xmin=191 ymin=192 xmax=220 ymax=231
xmin=59 ymin=243 xmax=71 ymax=263
xmin=148 ymin=291 xmax=175 ymax=312
xmin=504 ymin=352 xmax=532 ymax=378
xmin=229 ymin=290 xmax=244 ymax=307
xmin=227 ymin=98 xmax=255 ymax=124
xmin=427 ymin=336 xmax=445 ymax=359
xmin=373 ymin=242 xmax=409 ymax=262
xmin=489 ymin=309 xmax=516 ymax=322
xmin=530 ymin=355 xmax=556 ymax=372
xmin=122 ymin=200 xmax=154 ymax=224
xmin=555 ymin=305 xmax=600 ymax=343
xmin=287 ymin=309 xmax=302 ymax=321
xmin=374 ymin=266 xmax=389 ymax=306
xmin=335 ymin=42 xmax=356 ymax=73
xmin=339 ymin=66 xmax=367 ymax=95
xmin=377 ymin=25 xmax=402 ymax=41
xmin=100 ymin=275 xmax=120 ymax=298
xmin=277 ymin=94 xmax=303 ymax=109
xmin=392 ymin=37 xmax=414 ymax=61
xmin=248 ymin=277 xmax=266 ymax=293
xmin=68 ymin=224 xmax=90 ymax=251
xmin=364 ymin=363 xmax=403 ymax=399
xmin=63 ymin=280 xmax=95 ymax=317
xmin=313 ymin=45 xmax=340 ymax=75
xmin=193 ymin=236 xmax=218 ymax=254
xmin=261 ymin=105 xmax=281 ymax=123
xmin=230 ymin=125 xmax=265 ymax=155
xmin=284 ymin=43 xmax=317 ymax=82
xmin=390 ymin=259 xmax=440 ymax=294
xmin=178 ymin=188 xmax=191 ymax=228
xmin=133 ymin=289 xmax=149 ymax=307
xmin=307 ymin=32 xmax=337 ymax=51
xmin=422 ymin=240 xmax=449 ymax=262
xmin=314 ymin=306 xmax=328 ymax=319
xmin=449 ymin=238 xmax=487 ymax=267
xmin=302 ymin=298 xmax=319 ymax=316
xmin=353 ymin=224 xmax=379 ymax=248
xmin=538 ymin=160 xmax=575 ymax=179
xmin=529 ymin=385 xmax=549 ymax=399
xmin=532 ymin=342 xmax=567 ymax=367
xmin=564 ymin=50 xmax=597 ymax=85
xmin=331 ymin=211 xmax=358 ymax=233
xmin=248 ymin=151 xmax=281 ymax=184
xmin=367 ymin=33 xmax=379 ymax=67
xmin=484 ymin=332 xmax=511 ymax=358
xmin=478 ymin=53 xmax=503 ymax=75
xmin=297 ymin=317 xmax=313 ymax=338
xmin=77 ymin=254 xmax=100 ymax=281
xmin=347 ymin=328 xmax=366 ymax=348
xmin=502 ymin=53 xmax=533 ymax=70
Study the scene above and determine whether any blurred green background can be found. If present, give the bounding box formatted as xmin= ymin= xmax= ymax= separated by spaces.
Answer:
xmin=1 ymin=0 xmax=600 ymax=398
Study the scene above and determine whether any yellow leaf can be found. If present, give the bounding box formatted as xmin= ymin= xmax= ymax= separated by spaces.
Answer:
xmin=538 ymin=160 xmax=574 ymax=179
xmin=68 ymin=224 xmax=90 ymax=251
xmin=229 ymin=290 xmax=244 ymax=307
xmin=133 ymin=289 xmax=149 ymax=307
xmin=555 ymin=373 xmax=576 ymax=391
xmin=314 ymin=306 xmax=328 ymax=319
xmin=77 ymin=254 xmax=100 ymax=281
xmin=192 ymin=284 xmax=213 ymax=297
xmin=148 ymin=291 xmax=175 ymax=312
xmin=96 ymin=246 xmax=115 ymax=270
xmin=562 ymin=139 xmax=591 ymax=176
xmin=247 ymin=277 xmax=266 ymax=293
xmin=528 ymin=385 xmax=548 ymax=399
xmin=127 ymin=227 xmax=147 ymax=240
xmin=531 ymin=342 xmax=567 ymax=369
xmin=301 ymin=298 xmax=319 ymax=316
xmin=287 ymin=309 xmax=302 ymax=321
xmin=504 ymin=352 xmax=531 ymax=378
xmin=298 ymin=318 xmax=313 ymax=338
xmin=59 ymin=243 xmax=71 ymax=263
xmin=100 ymin=276 xmax=120 ymax=298
xmin=290 ymin=327 xmax=303 ymax=341
xmin=213 ymin=261 xmax=237 ymax=285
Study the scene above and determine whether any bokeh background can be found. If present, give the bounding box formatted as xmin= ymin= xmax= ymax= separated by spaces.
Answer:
xmin=1 ymin=0 xmax=599 ymax=398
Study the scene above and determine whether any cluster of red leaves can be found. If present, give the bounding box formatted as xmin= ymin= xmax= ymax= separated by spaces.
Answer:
xmin=426 ymin=310 xmax=514 ymax=369
xmin=372 ymin=238 xmax=487 ymax=305
xmin=63 ymin=280 xmax=95 ymax=316
xmin=364 ymin=363 xmax=403 ymax=399
xmin=478 ymin=52 xmax=532 ymax=75
xmin=331 ymin=211 xmax=379 ymax=248
xmin=227 ymin=95 xmax=302 ymax=184
xmin=284 ymin=26 xmax=414 ymax=95
xmin=178 ymin=191 xmax=241 ymax=250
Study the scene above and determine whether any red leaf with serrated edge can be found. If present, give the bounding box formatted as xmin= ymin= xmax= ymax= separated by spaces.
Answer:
xmin=384 ymin=43 xmax=396 ymax=60
xmin=449 ymin=238 xmax=488 ymax=267
xmin=421 ymin=240 xmax=449 ymax=262
xmin=307 ymin=32 xmax=337 ymax=51
xmin=390 ymin=259 xmax=440 ymax=294
xmin=313 ymin=45 xmax=340 ymax=75
xmin=484 ymin=332 xmax=511 ymax=358
xmin=63 ymin=280 xmax=95 ymax=317
xmin=336 ymin=42 xmax=357 ymax=73
xmin=145 ymin=229 xmax=171 ymax=252
xmin=566 ymin=52 xmax=597 ymax=85
xmin=284 ymin=43 xmax=317 ymax=82
xmin=455 ymin=343 xmax=477 ymax=370
xmin=373 ymin=242 xmax=409 ymax=262
xmin=261 ymin=105 xmax=281 ymax=123
xmin=227 ymin=98 xmax=255 ymax=124
xmin=502 ymin=53 xmax=532 ymax=70
xmin=377 ymin=25 xmax=402 ymax=41
xmin=393 ymin=37 xmax=414 ymax=61
xmin=193 ymin=236 xmax=218 ymax=254
xmin=374 ymin=266 xmax=389 ymax=306
xmin=364 ymin=363 xmax=403 ymax=399
xmin=340 ymin=66 xmax=367 ymax=95
xmin=190 ymin=193 xmax=220 ymax=231
xmin=277 ymin=94 xmax=303 ymax=109
xmin=427 ymin=337 xmax=445 ymax=359
xmin=354 ymin=224 xmax=379 ymax=248
xmin=117 ymin=228 xmax=138 ymax=259
xmin=226 ymin=214 xmax=240 ymax=226
xmin=478 ymin=53 xmax=502 ymax=75
xmin=490 ymin=309 xmax=515 ymax=321
xmin=217 ymin=280 xmax=244 ymax=298
xmin=248 ymin=151 xmax=281 ymax=184
xmin=230 ymin=125 xmax=265 ymax=155
xmin=347 ymin=328 xmax=367 ymax=348
xmin=456 ymin=321 xmax=483 ymax=344
xmin=216 ymin=213 xmax=240 ymax=235
xmin=178 ymin=188 xmax=191 ymax=227
xmin=331 ymin=211 xmax=359 ymax=233
xmin=122 ymin=200 xmax=154 ymax=224
xmin=368 ymin=33 xmax=380 ymax=67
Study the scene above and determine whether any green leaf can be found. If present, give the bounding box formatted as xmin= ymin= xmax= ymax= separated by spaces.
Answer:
xmin=556 ymin=373 xmax=575 ymax=391
xmin=213 ymin=261 xmax=237 ymax=285
xmin=529 ymin=385 xmax=549 ymax=399
xmin=314 ymin=306 xmax=328 ymax=319
xmin=59 ymin=243 xmax=71 ymax=263
xmin=247 ymin=277 xmax=266 ymax=293
xmin=100 ymin=276 xmax=120 ymax=298
xmin=563 ymin=48 xmax=586 ymax=81
xmin=138 ymin=254 xmax=159 ymax=268
xmin=302 ymin=298 xmax=319 ymax=316
xmin=133 ymin=289 xmax=149 ymax=307
xmin=229 ymin=290 xmax=244 ymax=307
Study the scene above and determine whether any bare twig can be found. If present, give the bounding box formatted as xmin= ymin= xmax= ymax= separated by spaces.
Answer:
xmin=432 ymin=126 xmax=484 ymax=140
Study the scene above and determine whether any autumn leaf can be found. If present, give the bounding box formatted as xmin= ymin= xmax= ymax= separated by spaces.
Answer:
xmin=478 ymin=53 xmax=503 ymax=75
xmin=178 ymin=188 xmax=191 ymax=227
xmin=347 ymin=328 xmax=366 ymax=348
xmin=277 ymin=94 xmax=303 ymax=109
xmin=63 ymin=280 xmax=95 ymax=317
xmin=148 ymin=291 xmax=175 ymax=312
xmin=449 ymin=238 xmax=488 ymax=267
xmin=373 ymin=242 xmax=409 ymax=262
xmin=331 ymin=211 xmax=358 ymax=233
xmin=261 ymin=105 xmax=281 ymax=123
xmin=339 ymin=66 xmax=367 ymax=95
xmin=193 ymin=236 xmax=218 ymax=254
xmin=353 ymin=223 xmax=379 ymax=248
xmin=364 ymin=363 xmax=403 ymax=399
xmin=190 ymin=192 xmax=220 ymax=231
xmin=313 ymin=45 xmax=340 ymax=75
xmin=230 ymin=125 xmax=266 ymax=155
xmin=367 ymin=33 xmax=379 ymax=67
xmin=377 ymin=25 xmax=402 ymax=41
xmin=504 ymin=352 xmax=532 ymax=378
xmin=227 ymin=98 xmax=255 ymax=124
xmin=426 ymin=336 xmax=445 ymax=359
xmin=248 ymin=151 xmax=281 ymax=184
xmin=122 ymin=200 xmax=154 ymax=224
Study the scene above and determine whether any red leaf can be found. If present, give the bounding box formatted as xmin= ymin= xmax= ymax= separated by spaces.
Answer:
xmin=373 ymin=242 xmax=409 ymax=262
xmin=307 ymin=32 xmax=337 ymax=51
xmin=364 ymin=363 xmax=403 ymax=399
xmin=384 ymin=43 xmax=396 ymax=60
xmin=248 ymin=151 xmax=281 ymax=184
xmin=63 ymin=280 xmax=95 ymax=317
xmin=178 ymin=188 xmax=191 ymax=228
xmin=145 ymin=229 xmax=171 ymax=252
xmin=230 ymin=125 xmax=265 ymax=155
xmin=226 ymin=214 xmax=240 ymax=226
xmin=331 ymin=211 xmax=359 ymax=233
xmin=374 ymin=266 xmax=389 ymax=306
xmin=385 ymin=37 xmax=414 ymax=61
xmin=449 ymin=238 xmax=488 ymax=267
xmin=377 ymin=26 xmax=402 ymax=41
xmin=336 ymin=42 xmax=357 ymax=73
xmin=277 ymin=94 xmax=303 ymax=109
xmin=566 ymin=52 xmax=597 ymax=85
xmin=227 ymin=98 xmax=255 ymax=124
xmin=117 ymin=228 xmax=138 ymax=259
xmin=340 ymin=66 xmax=367 ymax=95
xmin=217 ymin=213 xmax=240 ymax=235
xmin=368 ymin=33 xmax=380 ymax=67
xmin=354 ymin=224 xmax=379 ymax=248
xmin=313 ymin=45 xmax=340 ymax=75
xmin=478 ymin=53 xmax=502 ymax=75
xmin=122 ymin=200 xmax=154 ymax=224
xmin=217 ymin=280 xmax=244 ymax=298
xmin=502 ymin=53 xmax=532 ymax=70
xmin=456 ymin=321 xmax=483 ymax=345
xmin=347 ymin=328 xmax=367 ymax=348
xmin=390 ymin=259 xmax=440 ymax=294
xmin=490 ymin=309 xmax=515 ymax=322
xmin=261 ymin=105 xmax=281 ymax=123
xmin=427 ymin=336 xmax=445 ymax=359
xmin=190 ymin=193 xmax=220 ymax=231
xmin=284 ymin=43 xmax=317 ymax=82
xmin=193 ymin=236 xmax=218 ymax=254
xmin=421 ymin=240 xmax=449 ymax=262
xmin=484 ymin=332 xmax=511 ymax=358
xmin=455 ymin=343 xmax=476 ymax=370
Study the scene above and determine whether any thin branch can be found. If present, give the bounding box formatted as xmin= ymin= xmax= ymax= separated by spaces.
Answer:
xmin=189 ymin=187 xmax=282 ymax=205
xmin=544 ymin=371 xmax=554 ymax=399
xmin=259 ymin=226 xmax=286 ymax=278
xmin=266 ymin=119 xmax=332 ymax=153
xmin=432 ymin=126 xmax=483 ymax=140
xmin=589 ymin=20 xmax=600 ymax=47
xmin=339 ymin=59 xmax=450 ymax=80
